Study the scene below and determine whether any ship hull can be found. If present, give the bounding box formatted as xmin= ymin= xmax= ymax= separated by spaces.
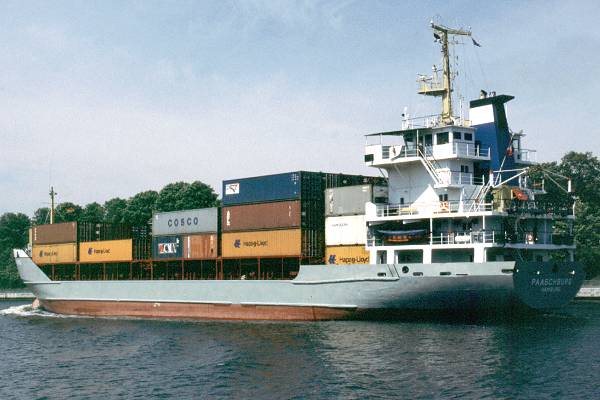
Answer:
xmin=14 ymin=251 xmax=584 ymax=321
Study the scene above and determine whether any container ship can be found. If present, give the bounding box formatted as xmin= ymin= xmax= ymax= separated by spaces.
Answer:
xmin=14 ymin=23 xmax=584 ymax=320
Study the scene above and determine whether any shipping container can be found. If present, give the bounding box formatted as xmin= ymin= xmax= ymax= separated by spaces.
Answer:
xmin=325 ymin=245 xmax=370 ymax=265
xmin=325 ymin=215 xmax=367 ymax=245
xmin=222 ymin=171 xmax=386 ymax=206
xmin=152 ymin=208 xmax=218 ymax=236
xmin=222 ymin=201 xmax=301 ymax=232
xmin=78 ymin=222 xmax=136 ymax=242
xmin=32 ymin=222 xmax=77 ymax=245
xmin=183 ymin=234 xmax=218 ymax=259
xmin=325 ymin=185 xmax=388 ymax=217
xmin=152 ymin=235 xmax=183 ymax=260
xmin=222 ymin=229 xmax=302 ymax=258
xmin=79 ymin=239 xmax=133 ymax=263
xmin=32 ymin=243 xmax=78 ymax=264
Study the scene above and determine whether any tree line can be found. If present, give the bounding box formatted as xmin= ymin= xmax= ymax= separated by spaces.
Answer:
xmin=0 ymin=181 xmax=219 ymax=288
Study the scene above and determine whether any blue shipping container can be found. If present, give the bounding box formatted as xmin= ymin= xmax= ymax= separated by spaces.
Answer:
xmin=152 ymin=235 xmax=183 ymax=260
xmin=222 ymin=172 xmax=302 ymax=206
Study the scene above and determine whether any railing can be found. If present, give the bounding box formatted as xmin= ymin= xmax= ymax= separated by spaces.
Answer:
xmin=438 ymin=171 xmax=485 ymax=186
xmin=505 ymin=232 xmax=575 ymax=246
xmin=505 ymin=200 xmax=574 ymax=217
xmin=432 ymin=142 xmax=490 ymax=159
xmin=452 ymin=142 xmax=490 ymax=158
xmin=374 ymin=200 xmax=493 ymax=217
xmin=379 ymin=143 xmax=490 ymax=162
xmin=430 ymin=231 xmax=496 ymax=245
xmin=366 ymin=230 xmax=497 ymax=247
xmin=515 ymin=149 xmax=537 ymax=163
xmin=366 ymin=230 xmax=574 ymax=247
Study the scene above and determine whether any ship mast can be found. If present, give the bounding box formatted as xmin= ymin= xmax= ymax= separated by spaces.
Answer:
xmin=418 ymin=22 xmax=471 ymax=125
xmin=49 ymin=186 xmax=57 ymax=224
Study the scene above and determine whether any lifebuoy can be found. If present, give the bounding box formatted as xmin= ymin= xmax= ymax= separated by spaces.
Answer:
xmin=526 ymin=233 xmax=534 ymax=244
xmin=440 ymin=201 xmax=450 ymax=212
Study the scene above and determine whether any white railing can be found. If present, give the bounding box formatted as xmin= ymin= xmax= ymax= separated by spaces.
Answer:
xmin=432 ymin=142 xmax=490 ymax=159
xmin=366 ymin=230 xmax=497 ymax=247
xmin=379 ymin=143 xmax=490 ymax=161
xmin=515 ymin=149 xmax=537 ymax=163
xmin=430 ymin=231 xmax=496 ymax=245
xmin=437 ymin=171 xmax=485 ymax=186
xmin=374 ymin=200 xmax=493 ymax=217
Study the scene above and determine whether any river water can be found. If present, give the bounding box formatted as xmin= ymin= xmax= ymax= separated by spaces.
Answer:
xmin=1 ymin=300 xmax=599 ymax=399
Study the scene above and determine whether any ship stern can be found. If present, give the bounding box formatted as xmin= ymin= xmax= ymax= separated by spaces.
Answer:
xmin=513 ymin=261 xmax=584 ymax=310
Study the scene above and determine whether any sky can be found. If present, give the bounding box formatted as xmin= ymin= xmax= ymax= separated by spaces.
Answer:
xmin=1 ymin=0 xmax=598 ymax=215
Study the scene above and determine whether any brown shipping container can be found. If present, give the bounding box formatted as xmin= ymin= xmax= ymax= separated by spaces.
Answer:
xmin=32 ymin=243 xmax=77 ymax=264
xmin=79 ymin=239 xmax=133 ymax=263
xmin=32 ymin=222 xmax=77 ymax=245
xmin=183 ymin=234 xmax=218 ymax=259
xmin=222 ymin=229 xmax=301 ymax=258
xmin=222 ymin=201 xmax=301 ymax=232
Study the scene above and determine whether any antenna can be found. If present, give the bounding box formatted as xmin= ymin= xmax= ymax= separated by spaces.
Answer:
xmin=49 ymin=186 xmax=57 ymax=224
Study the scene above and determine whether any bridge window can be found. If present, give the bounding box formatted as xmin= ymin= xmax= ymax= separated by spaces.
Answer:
xmin=436 ymin=132 xmax=449 ymax=145
xmin=464 ymin=132 xmax=473 ymax=141
xmin=424 ymin=134 xmax=433 ymax=146
xmin=453 ymin=132 xmax=462 ymax=140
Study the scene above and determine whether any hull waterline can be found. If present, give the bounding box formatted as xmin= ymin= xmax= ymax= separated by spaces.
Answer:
xmin=14 ymin=250 xmax=584 ymax=321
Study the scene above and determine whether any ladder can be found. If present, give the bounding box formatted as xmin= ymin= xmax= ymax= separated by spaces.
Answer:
xmin=417 ymin=146 xmax=443 ymax=186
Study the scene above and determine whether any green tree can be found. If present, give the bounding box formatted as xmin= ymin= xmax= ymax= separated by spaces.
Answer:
xmin=32 ymin=207 xmax=51 ymax=225
xmin=81 ymin=202 xmax=105 ymax=223
xmin=156 ymin=181 xmax=219 ymax=212
xmin=559 ymin=151 xmax=600 ymax=205
xmin=0 ymin=213 xmax=30 ymax=289
xmin=573 ymin=203 xmax=600 ymax=278
xmin=104 ymin=198 xmax=128 ymax=224
xmin=123 ymin=191 xmax=158 ymax=226
xmin=183 ymin=181 xmax=219 ymax=209
xmin=54 ymin=202 xmax=83 ymax=222
xmin=156 ymin=182 xmax=189 ymax=212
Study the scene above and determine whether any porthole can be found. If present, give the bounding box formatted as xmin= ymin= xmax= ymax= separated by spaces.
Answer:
xmin=402 ymin=266 xmax=409 ymax=274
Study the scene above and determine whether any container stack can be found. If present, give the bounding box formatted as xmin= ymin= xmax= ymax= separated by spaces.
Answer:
xmin=152 ymin=208 xmax=219 ymax=261
xmin=31 ymin=222 xmax=78 ymax=265
xmin=324 ymin=184 xmax=388 ymax=265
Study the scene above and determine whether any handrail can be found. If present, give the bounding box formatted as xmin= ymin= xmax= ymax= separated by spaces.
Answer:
xmin=374 ymin=200 xmax=493 ymax=217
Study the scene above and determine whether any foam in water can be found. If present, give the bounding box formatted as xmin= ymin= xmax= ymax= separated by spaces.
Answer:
xmin=0 ymin=303 xmax=68 ymax=318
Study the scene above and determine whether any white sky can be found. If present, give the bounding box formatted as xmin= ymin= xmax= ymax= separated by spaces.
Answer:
xmin=1 ymin=1 xmax=598 ymax=215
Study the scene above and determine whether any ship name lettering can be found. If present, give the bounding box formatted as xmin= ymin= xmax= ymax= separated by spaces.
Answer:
xmin=530 ymin=278 xmax=572 ymax=287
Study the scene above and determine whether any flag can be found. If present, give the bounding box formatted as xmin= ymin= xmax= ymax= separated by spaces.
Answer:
xmin=472 ymin=38 xmax=481 ymax=47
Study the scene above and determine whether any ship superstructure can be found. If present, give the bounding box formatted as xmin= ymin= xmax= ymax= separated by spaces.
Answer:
xmin=364 ymin=22 xmax=575 ymax=268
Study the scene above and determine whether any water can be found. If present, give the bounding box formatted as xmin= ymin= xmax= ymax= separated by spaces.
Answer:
xmin=1 ymin=301 xmax=599 ymax=399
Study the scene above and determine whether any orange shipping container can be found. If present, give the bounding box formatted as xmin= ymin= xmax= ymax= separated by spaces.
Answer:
xmin=32 ymin=243 xmax=77 ymax=264
xmin=183 ymin=234 xmax=218 ymax=259
xmin=79 ymin=239 xmax=132 ymax=263
xmin=32 ymin=222 xmax=77 ymax=245
xmin=222 ymin=229 xmax=301 ymax=258
xmin=325 ymin=245 xmax=370 ymax=265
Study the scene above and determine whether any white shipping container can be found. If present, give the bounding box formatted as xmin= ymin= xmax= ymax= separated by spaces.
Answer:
xmin=325 ymin=215 xmax=367 ymax=246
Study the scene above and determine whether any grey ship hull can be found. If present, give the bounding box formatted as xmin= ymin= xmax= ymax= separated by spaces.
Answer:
xmin=14 ymin=251 xmax=584 ymax=320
